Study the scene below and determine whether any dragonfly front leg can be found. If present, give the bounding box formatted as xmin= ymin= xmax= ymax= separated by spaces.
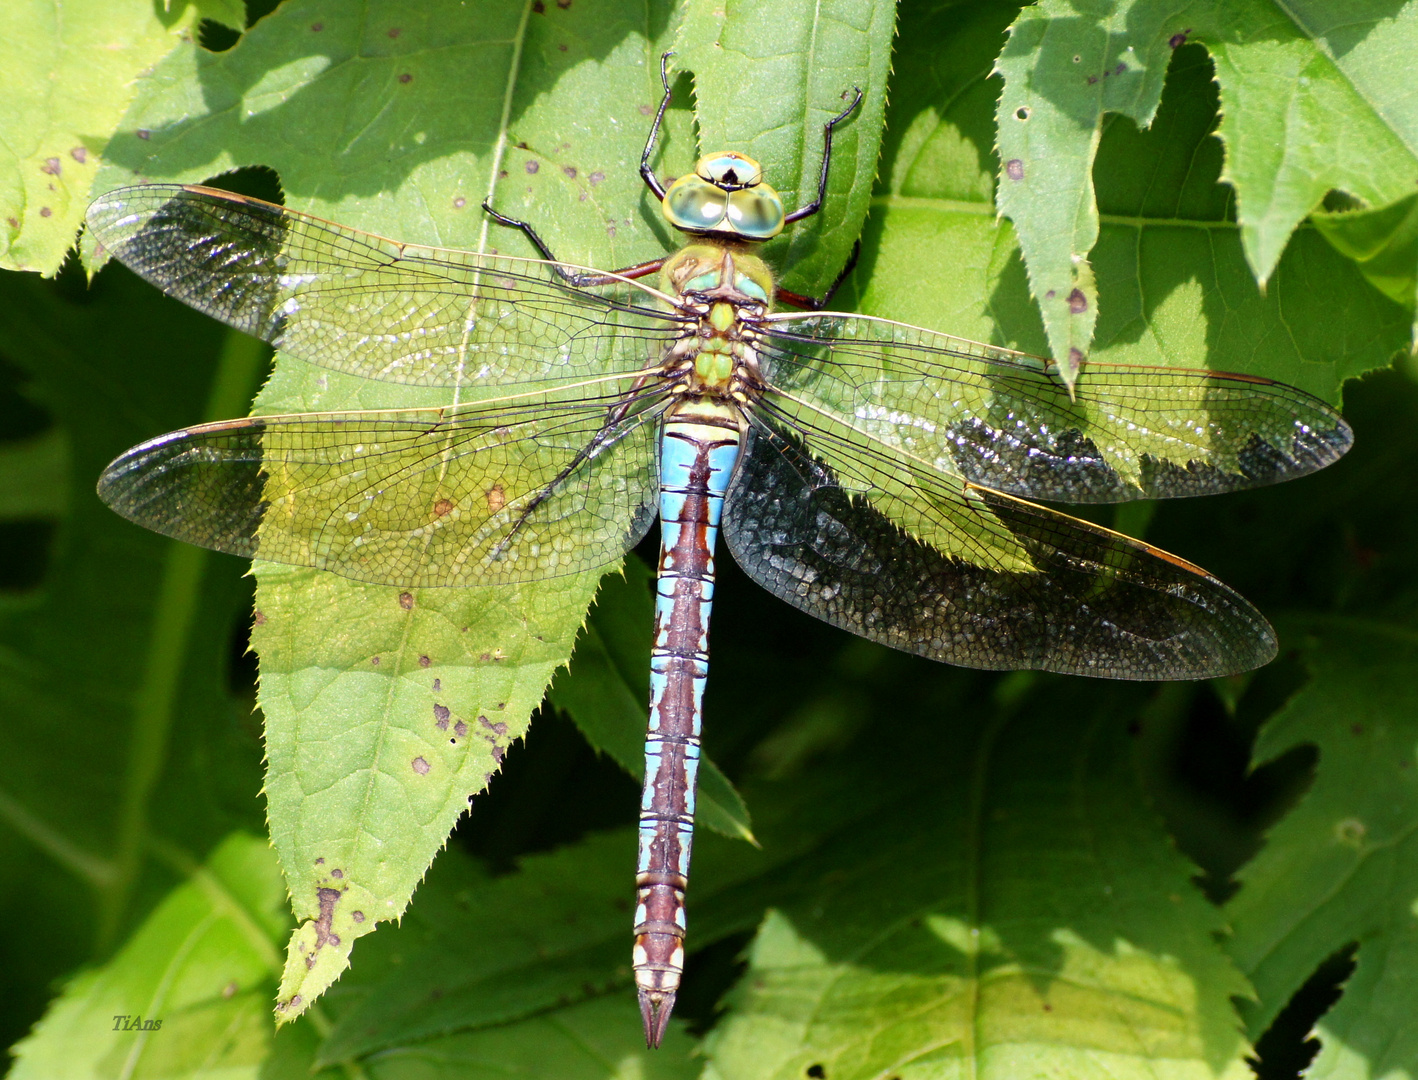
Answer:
xmin=481 ymin=201 xmax=665 ymax=287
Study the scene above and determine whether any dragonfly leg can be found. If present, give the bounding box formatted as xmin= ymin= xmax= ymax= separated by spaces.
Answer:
xmin=482 ymin=200 xmax=666 ymax=285
xmin=775 ymin=239 xmax=861 ymax=311
xmin=638 ymin=52 xmax=675 ymax=201
xmin=782 ymin=87 xmax=864 ymax=225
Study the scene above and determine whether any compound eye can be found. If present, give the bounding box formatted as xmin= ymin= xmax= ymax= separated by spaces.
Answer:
xmin=695 ymin=152 xmax=764 ymax=189
xmin=663 ymin=175 xmax=730 ymax=233
xmin=725 ymin=184 xmax=785 ymax=239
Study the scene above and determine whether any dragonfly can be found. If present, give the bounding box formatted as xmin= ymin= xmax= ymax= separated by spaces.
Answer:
xmin=88 ymin=57 xmax=1351 ymax=1047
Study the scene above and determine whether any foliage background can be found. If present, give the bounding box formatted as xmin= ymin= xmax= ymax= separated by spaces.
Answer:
xmin=1 ymin=0 xmax=1416 ymax=1077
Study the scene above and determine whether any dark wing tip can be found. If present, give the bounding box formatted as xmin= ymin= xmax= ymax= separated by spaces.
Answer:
xmin=85 ymin=184 xmax=288 ymax=343
xmin=97 ymin=424 xmax=266 ymax=559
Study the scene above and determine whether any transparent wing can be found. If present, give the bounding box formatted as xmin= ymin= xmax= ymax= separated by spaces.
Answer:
xmin=760 ymin=311 xmax=1352 ymax=502
xmin=86 ymin=184 xmax=682 ymax=390
xmin=97 ymin=388 xmax=664 ymax=588
xmin=724 ymin=416 xmax=1275 ymax=680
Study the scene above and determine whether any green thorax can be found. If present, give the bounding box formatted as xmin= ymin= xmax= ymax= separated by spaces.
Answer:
xmin=660 ymin=243 xmax=772 ymax=401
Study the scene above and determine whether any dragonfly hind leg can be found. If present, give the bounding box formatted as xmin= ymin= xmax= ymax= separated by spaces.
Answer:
xmin=481 ymin=200 xmax=665 ymax=286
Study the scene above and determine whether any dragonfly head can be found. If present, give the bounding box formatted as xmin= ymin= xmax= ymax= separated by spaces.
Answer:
xmin=662 ymin=151 xmax=785 ymax=241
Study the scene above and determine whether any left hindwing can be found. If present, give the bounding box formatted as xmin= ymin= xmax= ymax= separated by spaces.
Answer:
xmin=722 ymin=418 xmax=1275 ymax=680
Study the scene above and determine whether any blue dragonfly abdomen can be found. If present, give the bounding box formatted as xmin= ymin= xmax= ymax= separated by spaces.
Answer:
xmin=635 ymin=408 xmax=741 ymax=1041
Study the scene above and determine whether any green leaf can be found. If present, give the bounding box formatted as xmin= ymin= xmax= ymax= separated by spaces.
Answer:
xmin=676 ymin=0 xmax=896 ymax=294
xmin=550 ymin=557 xmax=754 ymax=842
xmin=0 ymin=264 xmax=267 ymax=1055
xmin=1312 ymin=192 xmax=1418 ymax=310
xmin=0 ymin=0 xmax=227 ymax=275
xmin=990 ymin=0 xmax=1418 ymax=389
xmin=1226 ymin=622 xmax=1418 ymax=1074
xmin=8 ymin=832 xmax=288 ymax=1080
xmin=1207 ymin=2 xmax=1418 ymax=288
xmin=314 ymin=831 xmax=638 ymax=1062
xmin=699 ymin=680 xmax=1253 ymax=1080
xmin=873 ymin=5 xmax=1405 ymax=402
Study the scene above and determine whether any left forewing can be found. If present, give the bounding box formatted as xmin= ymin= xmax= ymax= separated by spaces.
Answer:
xmin=761 ymin=312 xmax=1351 ymax=502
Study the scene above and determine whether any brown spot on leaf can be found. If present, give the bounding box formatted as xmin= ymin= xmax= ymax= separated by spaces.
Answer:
xmin=434 ymin=704 xmax=451 ymax=729
xmin=222 ymin=981 xmax=238 ymax=998
xmin=41 ymin=158 xmax=60 ymax=175
xmin=1087 ymin=75 xmax=1098 ymax=85
xmin=433 ymin=497 xmax=455 ymax=517
xmin=40 ymin=207 xmax=51 ymax=217
xmin=589 ymin=170 xmax=605 ymax=184
xmin=314 ymin=857 xmax=325 ymax=865
xmin=454 ymin=719 xmax=468 ymax=737
xmin=563 ymin=165 xmax=577 ymax=179
xmin=639 ymin=104 xmax=653 ymax=115
xmin=558 ymin=43 xmax=568 ymax=51
xmin=253 ymin=610 xmax=267 ymax=625
xmin=412 ymin=756 xmax=431 ymax=774
xmin=371 ymin=656 xmax=381 ymax=665
xmin=490 ymin=745 xmax=505 ymax=764
xmin=387 ymin=26 xmax=401 ymax=37
xmin=533 ymin=0 xmax=544 ymax=10
xmin=6 ymin=217 xmax=18 ymax=228
xmin=1169 ymin=29 xmax=1192 ymax=48
xmin=399 ymin=73 xmax=412 ymax=84
xmin=399 ymin=592 xmax=414 ymax=609
xmin=137 ymin=129 xmax=150 ymax=140
xmin=419 ymin=655 xmax=431 ymax=668
xmin=311 ymin=21 xmax=323 ymax=31
xmin=479 ymin=716 xmax=509 ymax=736
xmin=1068 ymin=288 xmax=1088 ymax=313
xmin=432 ymin=678 xmax=442 ymax=692
xmin=486 ymin=485 xmax=506 ymax=512
xmin=352 ymin=910 xmax=365 ymax=922
xmin=454 ymin=196 xmax=466 ymax=208
xmin=330 ymin=868 xmax=343 ymax=879
xmin=526 ymin=160 xmax=539 ymax=174
xmin=311 ymin=886 xmax=342 ymax=960
xmin=1006 ymin=159 xmax=1023 ymax=181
